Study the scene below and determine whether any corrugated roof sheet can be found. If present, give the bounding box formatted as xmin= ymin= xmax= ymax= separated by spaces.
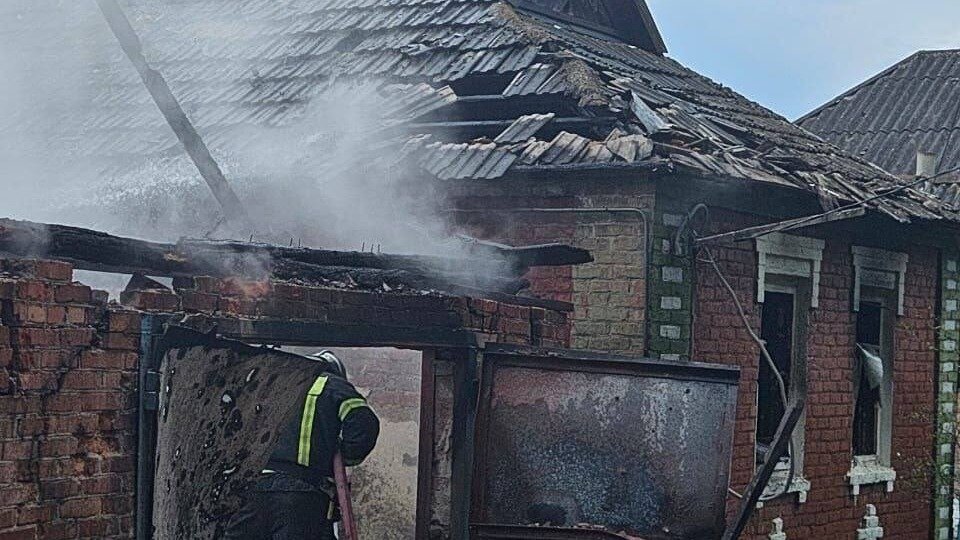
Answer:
xmin=3 ymin=0 xmax=957 ymax=223
xmin=800 ymin=49 xmax=960 ymax=176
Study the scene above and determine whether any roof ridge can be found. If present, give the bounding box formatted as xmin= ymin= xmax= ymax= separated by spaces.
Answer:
xmin=816 ymin=127 xmax=960 ymax=137
xmin=796 ymin=51 xmax=924 ymax=124
xmin=915 ymin=47 xmax=960 ymax=55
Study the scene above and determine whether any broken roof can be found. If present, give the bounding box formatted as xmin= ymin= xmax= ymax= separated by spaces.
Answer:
xmin=799 ymin=49 xmax=960 ymax=178
xmin=4 ymin=0 xmax=958 ymax=224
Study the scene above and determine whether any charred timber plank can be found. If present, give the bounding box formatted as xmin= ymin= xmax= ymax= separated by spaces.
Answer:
xmin=721 ymin=399 xmax=805 ymax=540
xmin=456 ymin=236 xmax=593 ymax=267
xmin=200 ymin=317 xmax=477 ymax=349
xmin=270 ymin=259 xmax=529 ymax=295
xmin=0 ymin=219 xmax=529 ymax=296
xmin=95 ymin=0 xmax=251 ymax=229
xmin=178 ymin=239 xmax=513 ymax=277
xmin=181 ymin=238 xmax=592 ymax=271
xmin=695 ymin=207 xmax=866 ymax=246
xmin=0 ymin=219 xmax=192 ymax=275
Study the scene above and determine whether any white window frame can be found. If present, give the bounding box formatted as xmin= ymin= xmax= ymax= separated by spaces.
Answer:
xmin=756 ymin=232 xmax=825 ymax=309
xmin=754 ymin=233 xmax=823 ymax=504
xmin=848 ymin=289 xmax=897 ymax=496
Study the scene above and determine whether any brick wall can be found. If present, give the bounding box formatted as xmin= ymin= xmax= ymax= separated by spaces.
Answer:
xmin=0 ymin=256 xmax=571 ymax=539
xmin=449 ymin=177 xmax=654 ymax=354
xmin=0 ymin=259 xmax=141 ymax=539
xmin=693 ymin=209 xmax=938 ymax=539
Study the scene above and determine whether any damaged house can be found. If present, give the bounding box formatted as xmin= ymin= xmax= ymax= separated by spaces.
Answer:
xmin=797 ymin=47 xmax=960 ymax=540
xmin=2 ymin=1 xmax=960 ymax=539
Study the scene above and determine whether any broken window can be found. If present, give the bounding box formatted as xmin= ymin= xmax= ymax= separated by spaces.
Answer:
xmin=757 ymin=291 xmax=794 ymax=449
xmin=853 ymin=301 xmax=882 ymax=456
xmin=755 ymin=278 xmax=811 ymax=501
xmin=848 ymin=289 xmax=897 ymax=494
xmin=852 ymin=293 xmax=894 ymax=464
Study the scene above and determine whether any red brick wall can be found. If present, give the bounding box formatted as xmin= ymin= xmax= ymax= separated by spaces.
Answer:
xmin=0 ymin=257 xmax=571 ymax=540
xmin=694 ymin=209 xmax=938 ymax=539
xmin=0 ymin=260 xmax=141 ymax=539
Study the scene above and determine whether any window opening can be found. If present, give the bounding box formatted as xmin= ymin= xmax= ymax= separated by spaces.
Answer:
xmin=756 ymin=291 xmax=794 ymax=460
xmin=853 ymin=301 xmax=883 ymax=457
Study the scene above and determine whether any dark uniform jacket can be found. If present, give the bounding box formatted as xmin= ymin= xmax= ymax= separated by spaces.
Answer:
xmin=264 ymin=373 xmax=380 ymax=489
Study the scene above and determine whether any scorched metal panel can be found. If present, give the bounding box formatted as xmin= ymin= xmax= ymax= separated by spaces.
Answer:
xmin=152 ymin=327 xmax=329 ymax=539
xmin=472 ymin=346 xmax=739 ymax=540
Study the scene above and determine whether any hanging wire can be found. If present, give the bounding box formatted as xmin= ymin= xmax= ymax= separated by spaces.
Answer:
xmin=678 ymin=203 xmax=796 ymax=501
xmin=736 ymin=165 xmax=960 ymax=242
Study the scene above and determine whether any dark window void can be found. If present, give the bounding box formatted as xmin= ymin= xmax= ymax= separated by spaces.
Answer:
xmin=853 ymin=302 xmax=882 ymax=456
xmin=757 ymin=292 xmax=794 ymax=455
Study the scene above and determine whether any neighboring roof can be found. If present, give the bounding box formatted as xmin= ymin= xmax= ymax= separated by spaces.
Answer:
xmin=4 ymin=0 xmax=958 ymax=224
xmin=799 ymin=49 xmax=960 ymax=177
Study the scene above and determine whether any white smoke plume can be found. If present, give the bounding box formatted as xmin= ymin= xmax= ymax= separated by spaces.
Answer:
xmin=0 ymin=1 xmax=464 ymax=257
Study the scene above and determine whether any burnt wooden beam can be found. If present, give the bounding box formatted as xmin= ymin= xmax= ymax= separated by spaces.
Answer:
xmin=695 ymin=207 xmax=867 ymax=246
xmin=721 ymin=398 xmax=805 ymax=540
xmin=0 ymin=219 xmax=525 ymax=293
xmin=0 ymin=219 xmax=191 ymax=276
xmin=455 ymin=236 xmax=593 ymax=267
xmin=95 ymin=0 xmax=251 ymax=230
xmin=0 ymin=219 xmax=586 ymax=306
xmin=201 ymin=317 xmax=478 ymax=349
xmin=179 ymin=239 xmax=508 ymax=277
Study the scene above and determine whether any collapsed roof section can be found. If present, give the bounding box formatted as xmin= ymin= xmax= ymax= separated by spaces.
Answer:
xmin=4 ymin=0 xmax=957 ymax=224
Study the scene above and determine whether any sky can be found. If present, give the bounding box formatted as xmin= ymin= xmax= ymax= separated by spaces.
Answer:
xmin=648 ymin=0 xmax=960 ymax=120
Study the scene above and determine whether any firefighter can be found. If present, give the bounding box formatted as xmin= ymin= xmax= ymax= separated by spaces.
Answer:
xmin=226 ymin=351 xmax=380 ymax=539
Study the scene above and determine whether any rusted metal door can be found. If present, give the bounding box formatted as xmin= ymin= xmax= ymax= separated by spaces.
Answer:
xmin=471 ymin=345 xmax=739 ymax=539
xmin=152 ymin=327 xmax=329 ymax=539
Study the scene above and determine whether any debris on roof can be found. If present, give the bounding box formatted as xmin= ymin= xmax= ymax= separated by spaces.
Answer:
xmin=5 ymin=0 xmax=958 ymax=224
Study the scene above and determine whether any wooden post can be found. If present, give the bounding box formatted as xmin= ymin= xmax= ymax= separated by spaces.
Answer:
xmin=415 ymin=350 xmax=438 ymax=540
xmin=95 ymin=0 xmax=252 ymax=230
xmin=721 ymin=398 xmax=805 ymax=540
xmin=450 ymin=350 xmax=481 ymax=539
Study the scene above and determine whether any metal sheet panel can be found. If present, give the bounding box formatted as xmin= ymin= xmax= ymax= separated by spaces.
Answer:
xmin=473 ymin=347 xmax=739 ymax=540
xmin=152 ymin=327 xmax=329 ymax=539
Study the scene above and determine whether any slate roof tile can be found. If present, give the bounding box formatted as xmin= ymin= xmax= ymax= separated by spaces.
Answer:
xmin=4 ymin=0 xmax=956 ymax=222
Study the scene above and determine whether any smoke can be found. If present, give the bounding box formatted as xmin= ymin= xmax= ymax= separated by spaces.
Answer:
xmin=0 ymin=1 xmax=466 ymax=258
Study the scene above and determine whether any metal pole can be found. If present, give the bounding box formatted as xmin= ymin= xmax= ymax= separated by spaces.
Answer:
xmin=136 ymin=314 xmax=162 ymax=540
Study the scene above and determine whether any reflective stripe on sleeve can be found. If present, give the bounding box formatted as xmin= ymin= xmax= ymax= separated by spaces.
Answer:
xmin=338 ymin=397 xmax=369 ymax=421
xmin=297 ymin=375 xmax=329 ymax=467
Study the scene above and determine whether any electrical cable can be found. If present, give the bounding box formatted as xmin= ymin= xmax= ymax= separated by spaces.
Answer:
xmin=679 ymin=204 xmax=796 ymax=501
xmin=738 ymin=165 xmax=960 ymax=242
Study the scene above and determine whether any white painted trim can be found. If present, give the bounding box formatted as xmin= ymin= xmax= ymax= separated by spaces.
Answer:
xmin=756 ymin=233 xmax=825 ymax=308
xmin=761 ymin=469 xmax=810 ymax=504
xmin=768 ymin=517 xmax=787 ymax=540
xmin=857 ymin=504 xmax=884 ymax=540
xmin=847 ymin=455 xmax=896 ymax=497
xmin=852 ymin=246 xmax=908 ymax=315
